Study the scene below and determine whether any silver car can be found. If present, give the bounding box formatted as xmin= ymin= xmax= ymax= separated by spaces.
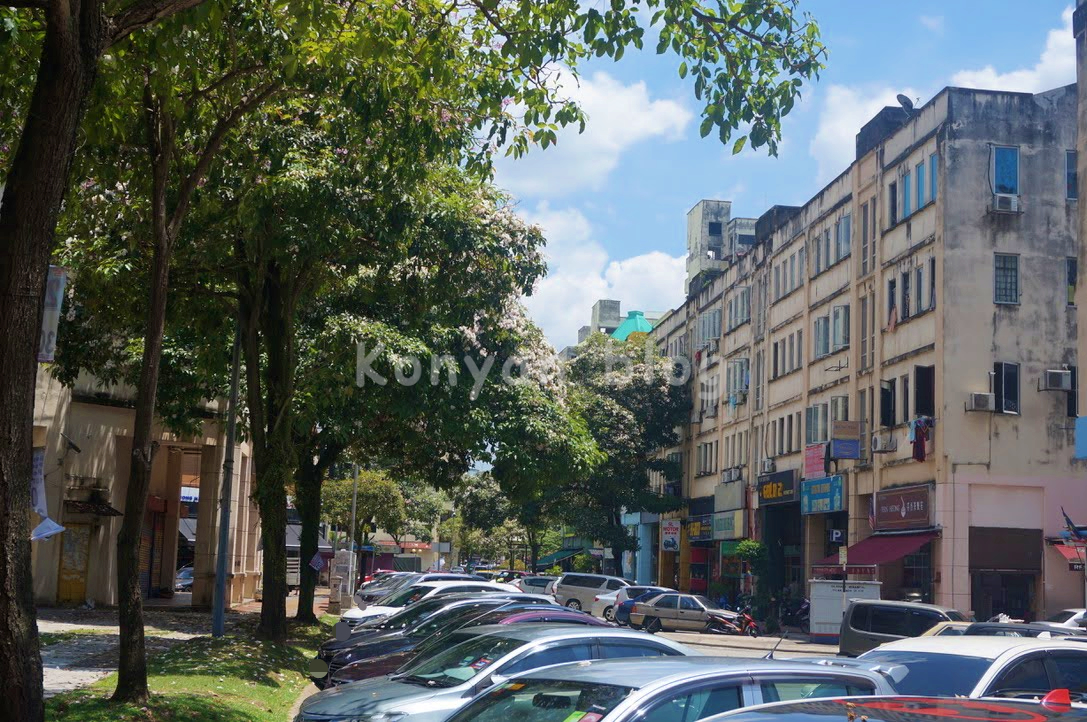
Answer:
xmin=294 ymin=624 xmax=692 ymax=722
xmin=445 ymin=656 xmax=899 ymax=722
xmin=553 ymin=573 xmax=631 ymax=611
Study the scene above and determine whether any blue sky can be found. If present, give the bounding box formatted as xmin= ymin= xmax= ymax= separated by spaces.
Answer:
xmin=496 ymin=1 xmax=1075 ymax=349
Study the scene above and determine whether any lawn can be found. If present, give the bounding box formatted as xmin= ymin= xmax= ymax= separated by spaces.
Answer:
xmin=46 ymin=617 xmax=334 ymax=722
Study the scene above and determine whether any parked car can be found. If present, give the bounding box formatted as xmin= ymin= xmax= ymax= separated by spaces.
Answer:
xmin=353 ymin=572 xmax=485 ymax=608
xmin=591 ymin=590 xmax=620 ymax=621
xmin=342 ymin=581 xmax=523 ymax=626
xmin=295 ymin=625 xmax=693 ymax=722
xmin=838 ymin=599 xmax=968 ymax=656
xmin=493 ymin=570 xmax=529 ymax=584
xmin=328 ymin=605 xmax=610 ymax=686
xmin=963 ymin=621 xmax=1087 ymax=638
xmin=516 ymin=575 xmax=557 ymax=594
xmin=553 ymin=573 xmax=631 ymax=611
xmin=352 ymin=571 xmax=418 ymax=607
xmin=173 ymin=565 xmax=194 ymax=592
xmin=921 ymin=621 xmax=971 ymax=637
xmin=1041 ymin=608 xmax=1087 ymax=629
xmin=614 ymin=587 xmax=674 ymax=626
xmin=315 ymin=593 xmax=554 ymax=685
xmin=450 ymin=566 xmax=465 ymax=573
xmin=445 ymin=655 xmax=899 ymax=722
xmin=856 ymin=635 xmax=1087 ymax=697
xmin=628 ymin=592 xmax=756 ymax=634
xmin=702 ymin=695 xmax=1087 ymax=722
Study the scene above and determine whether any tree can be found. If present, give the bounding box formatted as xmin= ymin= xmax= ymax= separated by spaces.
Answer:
xmin=321 ymin=472 xmax=407 ymax=544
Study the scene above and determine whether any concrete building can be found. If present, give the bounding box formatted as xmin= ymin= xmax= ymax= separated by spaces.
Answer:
xmin=652 ymin=83 xmax=1085 ymax=623
xmin=32 ymin=369 xmax=262 ymax=608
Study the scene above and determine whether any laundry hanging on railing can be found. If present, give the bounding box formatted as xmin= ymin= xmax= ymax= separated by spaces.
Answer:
xmin=908 ymin=416 xmax=935 ymax=461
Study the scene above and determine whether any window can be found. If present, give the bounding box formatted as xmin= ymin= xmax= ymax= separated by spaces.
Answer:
xmin=599 ymin=642 xmax=678 ymax=660
xmin=861 ymin=203 xmax=870 ymax=276
xmin=797 ymin=329 xmax=803 ymax=366
xmin=680 ymin=596 xmax=701 ymax=611
xmin=988 ymin=657 xmax=1050 ymax=696
xmin=790 ymin=254 xmax=796 ymax=290
xmin=881 ymin=379 xmax=896 ymax=427
xmin=868 ymin=199 xmax=877 ymax=272
xmin=812 ymin=236 xmax=822 ymax=277
xmin=903 ymin=170 xmax=912 ymax=217
xmin=900 ymin=270 xmax=911 ymax=319
xmin=993 ymin=361 xmax=1020 ymax=414
xmin=859 ymin=388 xmax=868 ymax=460
xmin=814 ymin=316 xmax=830 ymax=358
xmin=1051 ymin=652 xmax=1087 ymax=693
xmin=778 ymin=418 xmax=785 ymax=455
xmin=774 ymin=265 xmax=781 ymax=301
xmin=915 ymin=266 xmax=925 ymax=312
xmin=787 ymin=334 xmax=795 ymax=371
xmin=869 ymin=606 xmax=907 ymax=636
xmin=915 ymin=365 xmax=935 ymax=417
xmin=760 ymin=680 xmax=875 ymax=704
xmin=1068 ymin=151 xmax=1078 ymax=200
xmin=708 ymin=221 xmax=723 ymax=236
xmin=994 ymin=253 xmax=1019 ymax=304
xmin=888 ymin=277 xmax=898 ymax=324
xmin=889 ymin=181 xmax=898 ymax=225
xmin=835 ymin=214 xmax=851 ymax=261
xmin=503 ymin=643 xmax=593 ymax=675
xmin=641 ymin=686 xmax=743 ymax=722
xmin=1069 ymin=367 xmax=1078 ymax=418
xmin=831 ymin=304 xmax=850 ymax=350
xmin=916 ymin=161 xmax=925 ymax=207
xmin=772 ymin=341 xmax=780 ymax=378
xmin=929 ymin=153 xmax=938 ymax=202
xmin=1069 ymin=258 xmax=1077 ymax=306
xmin=929 ymin=258 xmax=936 ymax=309
xmin=754 ymin=351 xmax=764 ymax=410
xmin=993 ymin=146 xmax=1020 ymax=195
xmin=906 ymin=610 xmax=943 ymax=636
xmin=831 ymin=396 xmax=848 ymax=422
xmin=805 ymin=404 xmax=829 ymax=444
xmin=786 ymin=415 xmax=793 ymax=452
xmin=901 ymin=374 xmax=910 ymax=423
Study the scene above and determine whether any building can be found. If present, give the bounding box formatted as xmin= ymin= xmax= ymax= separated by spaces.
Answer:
xmin=652 ymin=83 xmax=1085 ymax=622
xmin=32 ymin=369 xmax=263 ymax=608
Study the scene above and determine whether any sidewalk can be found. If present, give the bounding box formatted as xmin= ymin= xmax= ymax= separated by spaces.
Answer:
xmin=660 ymin=630 xmax=837 ymax=656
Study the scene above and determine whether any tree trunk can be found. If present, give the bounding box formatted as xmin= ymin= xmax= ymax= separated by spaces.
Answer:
xmin=293 ymin=458 xmax=322 ymax=624
xmin=0 ymin=5 xmax=105 ymax=719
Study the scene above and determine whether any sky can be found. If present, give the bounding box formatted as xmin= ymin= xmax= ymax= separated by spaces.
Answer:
xmin=494 ymin=1 xmax=1076 ymax=350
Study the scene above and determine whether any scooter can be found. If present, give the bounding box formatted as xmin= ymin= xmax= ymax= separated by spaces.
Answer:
xmin=781 ymin=598 xmax=811 ymax=633
xmin=706 ymin=605 xmax=760 ymax=637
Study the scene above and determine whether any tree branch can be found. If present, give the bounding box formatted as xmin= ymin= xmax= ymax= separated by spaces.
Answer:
xmin=2 ymin=0 xmax=46 ymax=9
xmin=183 ymin=64 xmax=265 ymax=111
xmin=108 ymin=0 xmax=206 ymax=48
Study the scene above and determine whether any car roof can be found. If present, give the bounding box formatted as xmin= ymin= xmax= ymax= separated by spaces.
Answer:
xmin=966 ymin=621 xmax=1084 ymax=634
xmin=704 ymin=696 xmax=1087 ymax=722
xmin=515 ymin=656 xmax=886 ymax=688
xmin=849 ymin=599 xmax=961 ymax=613
xmin=457 ymin=622 xmax=688 ymax=645
xmin=417 ymin=580 xmax=514 ymax=589
xmin=871 ymin=634 xmax=1079 ymax=658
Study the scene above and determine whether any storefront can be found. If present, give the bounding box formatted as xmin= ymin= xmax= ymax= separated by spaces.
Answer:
xmin=682 ymin=496 xmax=714 ymax=594
xmin=812 ymin=483 xmax=937 ymax=603
xmin=659 ymin=518 xmax=681 ymax=589
xmin=621 ymin=511 xmax=660 ymax=584
xmin=800 ymin=474 xmax=848 ymax=581
xmin=758 ymin=468 xmax=802 ymax=598
xmin=970 ymin=526 xmax=1042 ymax=621
xmin=713 ymin=478 xmax=747 ymax=602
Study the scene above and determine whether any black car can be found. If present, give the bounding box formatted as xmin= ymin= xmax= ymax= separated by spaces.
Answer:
xmin=704 ymin=696 xmax=1087 ymax=722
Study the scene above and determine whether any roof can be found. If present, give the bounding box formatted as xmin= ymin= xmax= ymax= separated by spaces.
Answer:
xmin=515 ymin=656 xmax=885 ymax=688
xmin=611 ymin=311 xmax=654 ymax=341
xmin=813 ymin=532 xmax=939 ymax=574
xmin=870 ymin=634 xmax=1078 ymax=659
xmin=535 ymin=548 xmax=584 ymax=567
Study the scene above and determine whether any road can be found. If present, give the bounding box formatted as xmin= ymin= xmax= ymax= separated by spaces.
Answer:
xmin=660 ymin=631 xmax=839 ymax=659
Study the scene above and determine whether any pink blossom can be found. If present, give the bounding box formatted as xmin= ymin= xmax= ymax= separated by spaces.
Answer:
xmin=501 ymin=97 xmax=513 ymax=108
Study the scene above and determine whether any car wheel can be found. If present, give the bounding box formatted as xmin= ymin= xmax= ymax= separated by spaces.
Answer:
xmin=645 ymin=617 xmax=661 ymax=634
xmin=565 ymin=599 xmax=582 ymax=611
xmin=603 ymin=606 xmax=615 ymax=622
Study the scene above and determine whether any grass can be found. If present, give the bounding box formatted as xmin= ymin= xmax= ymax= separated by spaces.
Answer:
xmin=46 ymin=617 xmax=335 ymax=722
xmin=40 ymin=627 xmax=184 ymax=647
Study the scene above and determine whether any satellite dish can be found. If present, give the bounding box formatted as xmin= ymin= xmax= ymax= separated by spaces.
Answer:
xmin=896 ymin=94 xmax=915 ymax=113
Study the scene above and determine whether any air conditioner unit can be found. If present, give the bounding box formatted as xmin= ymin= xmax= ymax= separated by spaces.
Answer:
xmin=760 ymin=458 xmax=775 ymax=474
xmin=730 ymin=467 xmax=742 ymax=482
xmin=871 ymin=433 xmax=897 ymax=453
xmin=1040 ymin=369 xmax=1073 ymax=392
xmin=992 ymin=193 xmax=1019 ymax=213
xmin=965 ymin=392 xmax=997 ymax=412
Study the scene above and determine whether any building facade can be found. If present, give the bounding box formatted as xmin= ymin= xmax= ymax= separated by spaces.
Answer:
xmin=651 ymin=83 xmax=1085 ymax=622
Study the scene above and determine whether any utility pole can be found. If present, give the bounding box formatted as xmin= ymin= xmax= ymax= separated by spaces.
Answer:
xmin=212 ymin=320 xmax=242 ymax=637
xmin=346 ymin=464 xmax=359 ymax=606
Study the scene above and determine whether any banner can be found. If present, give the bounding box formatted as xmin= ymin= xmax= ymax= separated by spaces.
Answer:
xmin=661 ymin=520 xmax=680 ymax=552
xmin=38 ymin=265 xmax=68 ymax=363
xmin=309 ymin=552 xmax=326 ymax=571
xmin=803 ymin=444 xmax=827 ymax=479
xmin=30 ymin=447 xmax=47 ymax=517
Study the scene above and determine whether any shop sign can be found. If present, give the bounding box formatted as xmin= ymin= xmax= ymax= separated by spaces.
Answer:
xmin=757 ymin=469 xmax=798 ymax=506
xmin=714 ymin=479 xmax=744 ymax=512
xmin=374 ymin=543 xmax=400 ymax=554
xmin=662 ymin=520 xmax=681 ymax=552
xmin=400 ymin=541 xmax=430 ymax=551
xmin=803 ymin=444 xmax=827 ymax=479
xmin=712 ymin=510 xmax=745 ymax=540
xmin=874 ymin=484 xmax=933 ymax=531
xmin=830 ymin=438 xmax=860 ymax=460
xmin=827 ymin=528 xmax=846 ymax=544
xmin=800 ymin=475 xmax=845 ymax=515
xmin=688 ymin=515 xmax=713 ymax=542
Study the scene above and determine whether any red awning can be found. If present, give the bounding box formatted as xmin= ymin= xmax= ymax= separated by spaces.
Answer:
xmin=812 ymin=531 xmax=939 ymax=575
xmin=1054 ymin=543 xmax=1086 ymax=564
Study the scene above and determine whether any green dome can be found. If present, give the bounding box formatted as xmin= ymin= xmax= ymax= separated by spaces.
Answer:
xmin=611 ymin=310 xmax=653 ymax=341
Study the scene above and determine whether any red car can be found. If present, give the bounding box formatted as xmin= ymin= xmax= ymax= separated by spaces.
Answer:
xmin=329 ymin=606 xmax=608 ymax=686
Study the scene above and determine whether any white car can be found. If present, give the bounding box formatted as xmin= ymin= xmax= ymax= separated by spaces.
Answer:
xmin=340 ymin=580 xmax=521 ymax=626
xmin=856 ymin=635 xmax=1087 ymax=697
xmin=591 ymin=589 xmax=620 ymax=621
xmin=1041 ymin=608 xmax=1087 ymax=629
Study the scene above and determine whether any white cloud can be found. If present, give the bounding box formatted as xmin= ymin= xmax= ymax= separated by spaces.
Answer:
xmin=520 ymin=201 xmax=686 ymax=349
xmin=808 ymin=85 xmax=922 ymax=184
xmin=919 ymin=15 xmax=944 ymax=34
xmin=951 ymin=6 xmax=1073 ymax=92
xmin=497 ymin=71 xmax=692 ymax=199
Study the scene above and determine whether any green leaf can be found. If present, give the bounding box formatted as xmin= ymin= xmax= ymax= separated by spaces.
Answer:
xmin=699 ymin=116 xmax=713 ymax=138
xmin=732 ymin=135 xmax=747 ymax=154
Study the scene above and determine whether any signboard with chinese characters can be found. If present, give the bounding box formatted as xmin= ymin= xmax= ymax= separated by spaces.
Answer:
xmin=688 ymin=515 xmax=713 ymax=542
xmin=874 ymin=484 xmax=933 ymax=531
xmin=803 ymin=444 xmax=827 ymax=479
xmin=757 ymin=469 xmax=798 ymax=506
xmin=661 ymin=520 xmax=681 ymax=552
xmin=800 ymin=475 xmax=845 ymax=515
xmin=712 ymin=510 xmax=745 ymax=540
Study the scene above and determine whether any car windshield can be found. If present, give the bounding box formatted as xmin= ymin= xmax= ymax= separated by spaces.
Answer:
xmin=858 ymin=651 xmax=993 ymax=695
xmin=1048 ymin=610 xmax=1078 ymax=623
xmin=377 ymin=585 xmax=433 ymax=608
xmin=945 ymin=610 xmax=968 ymax=622
xmin=446 ymin=679 xmax=635 ymax=722
xmin=373 ymin=598 xmax=453 ymax=631
xmin=397 ymin=635 xmax=524 ymax=688
xmin=406 ymin=630 xmax=476 ymax=665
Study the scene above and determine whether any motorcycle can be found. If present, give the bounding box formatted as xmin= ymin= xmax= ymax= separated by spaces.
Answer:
xmin=706 ymin=605 xmax=760 ymax=637
xmin=781 ymin=598 xmax=810 ymax=633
